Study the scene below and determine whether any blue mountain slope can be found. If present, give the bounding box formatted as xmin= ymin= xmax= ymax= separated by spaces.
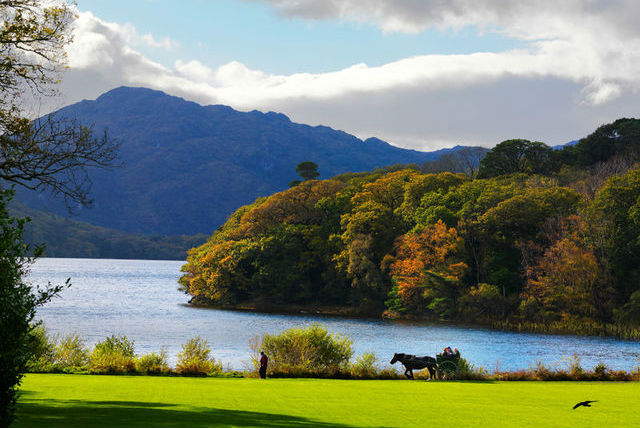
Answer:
xmin=17 ymin=87 xmax=461 ymax=235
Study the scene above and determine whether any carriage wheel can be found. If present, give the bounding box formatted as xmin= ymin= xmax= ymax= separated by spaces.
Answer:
xmin=438 ymin=360 xmax=459 ymax=380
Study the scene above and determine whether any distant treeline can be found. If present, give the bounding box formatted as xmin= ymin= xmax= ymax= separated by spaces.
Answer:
xmin=180 ymin=118 xmax=640 ymax=334
xmin=11 ymin=201 xmax=207 ymax=260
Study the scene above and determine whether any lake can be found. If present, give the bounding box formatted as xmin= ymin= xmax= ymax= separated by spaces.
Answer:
xmin=28 ymin=258 xmax=640 ymax=371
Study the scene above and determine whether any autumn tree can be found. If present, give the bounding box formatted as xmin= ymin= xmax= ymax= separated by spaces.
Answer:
xmin=338 ymin=170 xmax=418 ymax=309
xmin=520 ymin=234 xmax=613 ymax=323
xmin=398 ymin=172 xmax=467 ymax=226
xmin=180 ymin=179 xmax=350 ymax=307
xmin=387 ymin=220 xmax=467 ymax=318
xmin=478 ymin=185 xmax=580 ymax=296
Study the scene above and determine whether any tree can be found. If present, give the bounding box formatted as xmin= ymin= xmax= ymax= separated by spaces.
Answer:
xmin=0 ymin=1 xmax=117 ymax=425
xmin=1 ymin=116 xmax=118 ymax=205
xmin=521 ymin=236 xmax=611 ymax=322
xmin=0 ymin=0 xmax=73 ymax=132
xmin=387 ymin=220 xmax=467 ymax=317
xmin=420 ymin=147 xmax=488 ymax=177
xmin=295 ymin=161 xmax=319 ymax=181
xmin=478 ymin=139 xmax=556 ymax=178
xmin=589 ymin=168 xmax=640 ymax=300
xmin=561 ymin=118 xmax=640 ymax=167
xmin=0 ymin=0 xmax=118 ymax=205
xmin=0 ymin=189 xmax=67 ymax=427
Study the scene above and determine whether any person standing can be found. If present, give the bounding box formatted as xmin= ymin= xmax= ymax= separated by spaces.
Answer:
xmin=259 ymin=351 xmax=268 ymax=379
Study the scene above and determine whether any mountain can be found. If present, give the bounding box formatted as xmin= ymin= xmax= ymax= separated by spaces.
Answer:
xmin=10 ymin=200 xmax=207 ymax=260
xmin=553 ymin=140 xmax=579 ymax=150
xmin=16 ymin=86 xmax=469 ymax=235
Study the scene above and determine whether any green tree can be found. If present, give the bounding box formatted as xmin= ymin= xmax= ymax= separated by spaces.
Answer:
xmin=295 ymin=161 xmax=320 ymax=181
xmin=561 ymin=118 xmax=640 ymax=167
xmin=0 ymin=189 xmax=67 ymax=427
xmin=478 ymin=139 xmax=555 ymax=178
xmin=0 ymin=1 xmax=118 ymax=425
xmin=589 ymin=168 xmax=640 ymax=300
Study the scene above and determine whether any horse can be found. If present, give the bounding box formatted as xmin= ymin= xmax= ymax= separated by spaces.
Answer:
xmin=390 ymin=352 xmax=437 ymax=380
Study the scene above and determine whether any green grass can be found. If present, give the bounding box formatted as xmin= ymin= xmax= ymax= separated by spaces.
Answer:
xmin=15 ymin=374 xmax=640 ymax=428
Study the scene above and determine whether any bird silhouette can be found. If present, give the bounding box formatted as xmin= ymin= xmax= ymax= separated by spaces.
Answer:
xmin=573 ymin=400 xmax=598 ymax=409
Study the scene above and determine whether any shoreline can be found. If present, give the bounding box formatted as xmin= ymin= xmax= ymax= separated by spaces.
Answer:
xmin=187 ymin=298 xmax=640 ymax=341
xmin=187 ymin=299 xmax=377 ymax=319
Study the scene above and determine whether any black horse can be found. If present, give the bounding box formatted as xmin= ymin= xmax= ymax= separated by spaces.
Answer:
xmin=390 ymin=352 xmax=437 ymax=380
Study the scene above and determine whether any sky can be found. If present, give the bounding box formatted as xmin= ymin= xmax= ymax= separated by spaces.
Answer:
xmin=55 ymin=0 xmax=640 ymax=151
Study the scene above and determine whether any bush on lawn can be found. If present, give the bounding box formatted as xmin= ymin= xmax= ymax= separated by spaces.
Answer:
xmin=350 ymin=352 xmax=378 ymax=378
xmin=25 ymin=325 xmax=57 ymax=372
xmin=176 ymin=337 xmax=222 ymax=375
xmin=55 ymin=334 xmax=89 ymax=371
xmin=135 ymin=351 xmax=170 ymax=374
xmin=89 ymin=335 xmax=136 ymax=374
xmin=251 ymin=324 xmax=352 ymax=377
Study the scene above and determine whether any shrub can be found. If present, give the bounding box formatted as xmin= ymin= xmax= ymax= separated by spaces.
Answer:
xmin=593 ymin=362 xmax=608 ymax=380
xmin=94 ymin=335 xmax=135 ymax=357
xmin=350 ymin=352 xmax=378 ymax=378
xmin=565 ymin=353 xmax=585 ymax=380
xmin=176 ymin=337 xmax=222 ymax=375
xmin=456 ymin=357 xmax=489 ymax=380
xmin=377 ymin=366 xmax=405 ymax=380
xmin=89 ymin=335 xmax=136 ymax=374
xmin=251 ymin=324 xmax=352 ymax=376
xmin=530 ymin=360 xmax=554 ymax=380
xmin=494 ymin=370 xmax=529 ymax=381
xmin=55 ymin=334 xmax=89 ymax=370
xmin=26 ymin=325 xmax=57 ymax=372
xmin=135 ymin=351 xmax=170 ymax=374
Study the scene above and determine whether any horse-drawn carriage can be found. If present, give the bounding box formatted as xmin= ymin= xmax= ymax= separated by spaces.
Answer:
xmin=390 ymin=348 xmax=460 ymax=380
xmin=435 ymin=349 xmax=460 ymax=378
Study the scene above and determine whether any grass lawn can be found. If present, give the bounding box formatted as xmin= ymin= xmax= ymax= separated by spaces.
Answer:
xmin=14 ymin=374 xmax=640 ymax=428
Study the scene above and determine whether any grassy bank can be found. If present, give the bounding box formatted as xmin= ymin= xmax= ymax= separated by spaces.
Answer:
xmin=15 ymin=374 xmax=640 ymax=428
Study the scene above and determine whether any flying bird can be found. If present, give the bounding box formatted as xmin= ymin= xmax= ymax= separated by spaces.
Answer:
xmin=573 ymin=400 xmax=598 ymax=410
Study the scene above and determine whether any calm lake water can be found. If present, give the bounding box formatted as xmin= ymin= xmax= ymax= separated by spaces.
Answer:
xmin=29 ymin=258 xmax=640 ymax=371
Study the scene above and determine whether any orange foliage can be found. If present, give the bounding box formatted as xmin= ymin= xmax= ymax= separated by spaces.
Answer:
xmin=389 ymin=220 xmax=467 ymax=306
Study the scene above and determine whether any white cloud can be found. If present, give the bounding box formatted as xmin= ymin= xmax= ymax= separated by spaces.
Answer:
xmin=140 ymin=33 xmax=180 ymax=50
xmin=60 ymin=5 xmax=640 ymax=150
xmin=247 ymin=0 xmax=640 ymax=105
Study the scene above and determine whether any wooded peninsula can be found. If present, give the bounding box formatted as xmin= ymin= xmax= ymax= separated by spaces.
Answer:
xmin=180 ymin=118 xmax=640 ymax=338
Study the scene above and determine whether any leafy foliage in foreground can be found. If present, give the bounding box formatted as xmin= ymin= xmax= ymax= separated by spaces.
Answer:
xmin=0 ymin=190 xmax=66 ymax=427
xmin=176 ymin=337 xmax=222 ymax=376
xmin=181 ymin=118 xmax=640 ymax=335
xmin=89 ymin=336 xmax=136 ymax=374
xmin=250 ymin=324 xmax=353 ymax=376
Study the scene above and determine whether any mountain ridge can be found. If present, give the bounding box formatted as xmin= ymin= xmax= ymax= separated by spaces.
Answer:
xmin=16 ymin=86 xmax=479 ymax=235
